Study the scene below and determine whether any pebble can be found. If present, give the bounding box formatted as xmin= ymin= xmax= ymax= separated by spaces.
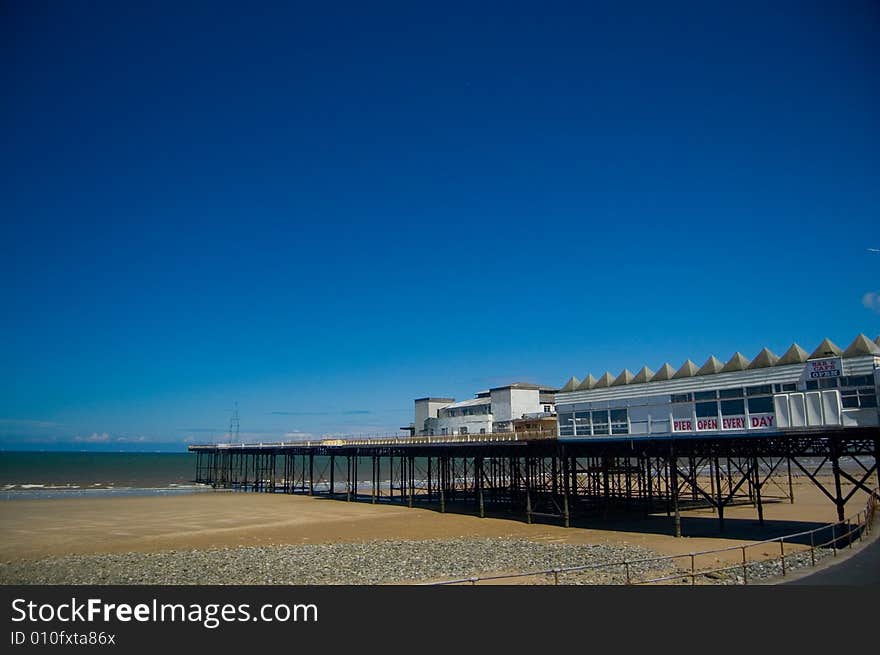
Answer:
xmin=0 ymin=539 xmax=837 ymax=585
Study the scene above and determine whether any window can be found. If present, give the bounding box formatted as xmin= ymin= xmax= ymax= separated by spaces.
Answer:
xmin=805 ymin=380 xmax=819 ymax=390
xmin=558 ymin=412 xmax=574 ymax=436
xmin=441 ymin=428 xmax=448 ymax=436
xmin=842 ymin=388 xmax=877 ymax=409
xmin=746 ymin=385 xmax=772 ymax=396
xmin=819 ymin=378 xmax=838 ymax=389
xmin=748 ymin=396 xmax=774 ymax=414
xmin=671 ymin=393 xmax=693 ymax=403
xmin=610 ymin=409 xmax=628 ymax=435
xmin=459 ymin=427 xmax=468 ymax=435
xmin=842 ymin=375 xmax=872 ymax=387
xmin=574 ymin=411 xmax=591 ymax=436
xmin=479 ymin=428 xmax=486 ymax=434
xmin=696 ymin=402 xmax=717 ymax=418
xmin=591 ymin=410 xmax=609 ymax=435
xmin=719 ymin=388 xmax=743 ymax=399
xmin=720 ymin=399 xmax=745 ymax=416
xmin=694 ymin=390 xmax=717 ymax=401
xmin=543 ymin=405 xmax=551 ymax=413
xmin=773 ymin=382 xmax=797 ymax=392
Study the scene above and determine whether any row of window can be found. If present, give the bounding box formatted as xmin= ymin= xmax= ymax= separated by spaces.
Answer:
xmin=441 ymin=405 xmax=491 ymax=418
xmin=804 ymin=375 xmax=873 ymax=390
xmin=841 ymin=388 xmax=877 ymax=409
xmin=670 ymin=376 xmax=876 ymax=404
xmin=672 ymin=384 xmax=783 ymax=403
xmin=436 ymin=427 xmax=488 ymax=436
xmin=558 ymin=409 xmax=629 ymax=437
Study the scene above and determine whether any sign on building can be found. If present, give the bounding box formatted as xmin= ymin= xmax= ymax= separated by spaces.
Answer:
xmin=803 ymin=357 xmax=842 ymax=380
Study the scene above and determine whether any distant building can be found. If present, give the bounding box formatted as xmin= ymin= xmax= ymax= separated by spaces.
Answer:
xmin=414 ymin=383 xmax=556 ymax=436
xmin=554 ymin=334 xmax=880 ymax=439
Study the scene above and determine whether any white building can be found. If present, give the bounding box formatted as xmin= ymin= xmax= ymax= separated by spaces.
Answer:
xmin=414 ymin=383 xmax=556 ymax=436
xmin=555 ymin=334 xmax=880 ymax=439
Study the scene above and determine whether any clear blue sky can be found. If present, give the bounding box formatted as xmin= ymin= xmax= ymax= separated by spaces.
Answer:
xmin=1 ymin=1 xmax=878 ymax=450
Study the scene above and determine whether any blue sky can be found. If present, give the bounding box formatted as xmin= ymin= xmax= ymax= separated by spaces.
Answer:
xmin=1 ymin=1 xmax=878 ymax=450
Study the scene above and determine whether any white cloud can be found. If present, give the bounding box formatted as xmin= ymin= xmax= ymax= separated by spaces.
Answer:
xmin=863 ymin=292 xmax=880 ymax=314
xmin=283 ymin=431 xmax=315 ymax=440
xmin=75 ymin=432 xmax=111 ymax=443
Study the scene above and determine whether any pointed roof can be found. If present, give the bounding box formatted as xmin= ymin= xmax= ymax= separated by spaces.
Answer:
xmin=593 ymin=372 xmax=615 ymax=388
xmin=696 ymin=356 xmax=724 ymax=376
xmin=632 ymin=365 xmax=654 ymax=384
xmin=778 ymin=343 xmax=809 ymax=365
xmin=808 ymin=338 xmax=842 ymax=359
xmin=611 ymin=369 xmax=634 ymax=386
xmin=875 ymin=335 xmax=880 ymax=347
xmin=672 ymin=359 xmax=698 ymax=379
xmin=748 ymin=347 xmax=779 ymax=369
xmin=576 ymin=374 xmax=597 ymax=391
xmin=651 ymin=363 xmax=676 ymax=382
xmin=721 ymin=352 xmax=750 ymax=373
xmin=560 ymin=376 xmax=580 ymax=392
xmin=843 ymin=334 xmax=880 ymax=357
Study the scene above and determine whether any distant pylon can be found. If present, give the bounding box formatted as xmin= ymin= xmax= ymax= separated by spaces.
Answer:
xmin=229 ymin=402 xmax=240 ymax=443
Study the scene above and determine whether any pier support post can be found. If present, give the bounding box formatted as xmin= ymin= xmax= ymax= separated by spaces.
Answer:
xmin=831 ymin=442 xmax=846 ymax=523
xmin=670 ymin=444 xmax=681 ymax=537
xmin=330 ymin=454 xmax=335 ymax=497
xmin=477 ymin=457 xmax=485 ymax=518
xmin=439 ymin=457 xmax=446 ymax=513
xmin=408 ymin=456 xmax=414 ymax=508
xmin=714 ymin=453 xmax=725 ymax=533
xmin=753 ymin=455 xmax=764 ymax=526
xmin=561 ymin=451 xmax=570 ymax=528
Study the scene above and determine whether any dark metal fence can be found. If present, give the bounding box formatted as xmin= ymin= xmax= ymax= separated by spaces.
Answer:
xmin=429 ymin=489 xmax=879 ymax=585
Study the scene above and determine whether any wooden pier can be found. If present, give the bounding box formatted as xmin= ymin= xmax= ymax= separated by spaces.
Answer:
xmin=189 ymin=428 xmax=880 ymax=536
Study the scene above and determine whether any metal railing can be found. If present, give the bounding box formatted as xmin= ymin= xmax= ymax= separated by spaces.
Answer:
xmin=189 ymin=428 xmax=559 ymax=450
xmin=428 ymin=489 xmax=879 ymax=586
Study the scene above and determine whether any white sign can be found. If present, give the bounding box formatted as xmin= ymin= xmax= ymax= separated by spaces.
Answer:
xmin=721 ymin=416 xmax=746 ymax=430
xmin=803 ymin=357 xmax=842 ymax=380
xmin=672 ymin=419 xmax=693 ymax=432
xmin=749 ymin=413 xmax=776 ymax=429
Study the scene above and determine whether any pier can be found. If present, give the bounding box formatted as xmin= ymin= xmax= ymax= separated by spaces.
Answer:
xmin=189 ymin=428 xmax=880 ymax=536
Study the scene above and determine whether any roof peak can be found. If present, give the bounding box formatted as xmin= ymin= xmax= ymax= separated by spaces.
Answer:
xmin=843 ymin=333 xmax=880 ymax=357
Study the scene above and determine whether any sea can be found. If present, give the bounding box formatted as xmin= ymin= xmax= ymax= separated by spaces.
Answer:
xmin=0 ymin=451 xmax=208 ymax=500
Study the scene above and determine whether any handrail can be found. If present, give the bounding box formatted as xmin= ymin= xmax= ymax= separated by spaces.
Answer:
xmin=427 ymin=488 xmax=879 ymax=586
xmin=188 ymin=429 xmax=559 ymax=450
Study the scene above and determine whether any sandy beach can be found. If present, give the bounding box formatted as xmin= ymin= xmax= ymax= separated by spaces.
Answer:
xmin=1 ymin=476 xmax=873 ymax=584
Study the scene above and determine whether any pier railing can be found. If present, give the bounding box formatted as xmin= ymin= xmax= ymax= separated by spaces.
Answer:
xmin=428 ymin=489 xmax=879 ymax=586
xmin=189 ymin=428 xmax=558 ymax=450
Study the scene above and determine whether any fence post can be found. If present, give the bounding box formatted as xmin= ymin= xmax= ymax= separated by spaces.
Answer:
xmin=690 ymin=554 xmax=695 ymax=585
xmin=741 ymin=547 xmax=748 ymax=585
xmin=809 ymin=531 xmax=816 ymax=567
xmin=624 ymin=561 xmax=631 ymax=585
xmin=780 ymin=539 xmax=786 ymax=577
xmin=831 ymin=524 xmax=837 ymax=556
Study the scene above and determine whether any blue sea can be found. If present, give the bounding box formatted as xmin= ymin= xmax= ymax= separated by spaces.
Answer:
xmin=0 ymin=451 xmax=209 ymax=500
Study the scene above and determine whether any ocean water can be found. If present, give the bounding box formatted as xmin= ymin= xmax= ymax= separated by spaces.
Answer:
xmin=0 ymin=451 xmax=207 ymax=500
